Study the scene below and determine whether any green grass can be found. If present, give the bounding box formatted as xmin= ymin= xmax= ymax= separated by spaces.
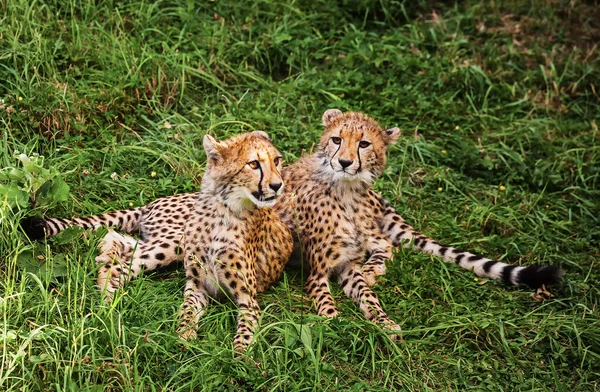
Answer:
xmin=1 ymin=0 xmax=599 ymax=390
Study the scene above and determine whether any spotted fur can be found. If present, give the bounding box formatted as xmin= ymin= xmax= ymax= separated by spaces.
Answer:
xmin=22 ymin=111 xmax=562 ymax=339
xmin=275 ymin=109 xmax=562 ymax=331
xmin=375 ymin=198 xmax=562 ymax=289
xmin=274 ymin=109 xmax=403 ymax=333
xmin=23 ymin=131 xmax=293 ymax=353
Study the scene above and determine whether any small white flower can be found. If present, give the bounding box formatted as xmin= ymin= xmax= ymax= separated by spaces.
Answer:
xmin=110 ymin=172 xmax=118 ymax=180
xmin=19 ymin=153 xmax=28 ymax=160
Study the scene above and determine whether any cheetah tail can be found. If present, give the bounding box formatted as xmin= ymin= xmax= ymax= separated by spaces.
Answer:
xmin=21 ymin=208 xmax=143 ymax=241
xmin=383 ymin=217 xmax=563 ymax=290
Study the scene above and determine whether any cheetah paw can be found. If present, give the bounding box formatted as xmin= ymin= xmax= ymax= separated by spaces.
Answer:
xmin=363 ymin=271 xmax=378 ymax=287
xmin=96 ymin=243 xmax=121 ymax=265
xmin=531 ymin=284 xmax=554 ymax=302
xmin=362 ymin=264 xmax=386 ymax=287
xmin=380 ymin=319 xmax=403 ymax=342
xmin=177 ymin=326 xmax=198 ymax=341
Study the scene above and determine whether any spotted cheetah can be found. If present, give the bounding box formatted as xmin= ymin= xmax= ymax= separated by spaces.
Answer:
xmin=23 ymin=131 xmax=293 ymax=352
xmin=273 ymin=110 xmax=404 ymax=331
xmin=23 ymin=111 xmax=562 ymax=330
xmin=274 ymin=109 xmax=562 ymax=328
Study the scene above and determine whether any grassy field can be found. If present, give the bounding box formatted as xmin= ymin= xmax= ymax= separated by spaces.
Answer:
xmin=1 ymin=0 xmax=599 ymax=390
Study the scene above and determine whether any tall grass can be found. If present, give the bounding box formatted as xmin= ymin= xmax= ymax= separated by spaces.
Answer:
xmin=1 ymin=0 xmax=598 ymax=390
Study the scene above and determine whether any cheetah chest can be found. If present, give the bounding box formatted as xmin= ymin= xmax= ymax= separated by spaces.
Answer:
xmin=306 ymin=188 xmax=371 ymax=264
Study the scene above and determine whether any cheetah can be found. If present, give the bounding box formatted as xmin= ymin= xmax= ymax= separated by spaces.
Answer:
xmin=23 ymin=111 xmax=562 ymax=328
xmin=23 ymin=131 xmax=293 ymax=352
xmin=273 ymin=110 xmax=405 ymax=331
xmin=274 ymin=109 xmax=562 ymax=328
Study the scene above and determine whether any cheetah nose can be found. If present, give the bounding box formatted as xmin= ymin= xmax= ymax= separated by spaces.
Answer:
xmin=269 ymin=182 xmax=282 ymax=192
xmin=338 ymin=159 xmax=353 ymax=169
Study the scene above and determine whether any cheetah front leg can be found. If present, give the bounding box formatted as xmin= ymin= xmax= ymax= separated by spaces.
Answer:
xmin=221 ymin=254 xmax=261 ymax=354
xmin=305 ymin=246 xmax=339 ymax=318
xmin=177 ymin=259 xmax=210 ymax=341
xmin=337 ymin=262 xmax=401 ymax=334
xmin=232 ymin=294 xmax=260 ymax=354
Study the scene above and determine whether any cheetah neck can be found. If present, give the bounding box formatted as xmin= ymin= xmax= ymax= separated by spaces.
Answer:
xmin=199 ymin=177 xmax=256 ymax=220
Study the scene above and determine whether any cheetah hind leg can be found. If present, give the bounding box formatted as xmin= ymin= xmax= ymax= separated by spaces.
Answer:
xmin=362 ymin=262 xmax=386 ymax=287
xmin=96 ymin=230 xmax=139 ymax=303
xmin=362 ymin=236 xmax=393 ymax=287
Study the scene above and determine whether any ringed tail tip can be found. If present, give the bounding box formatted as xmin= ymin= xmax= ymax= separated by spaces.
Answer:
xmin=518 ymin=265 xmax=563 ymax=289
xmin=20 ymin=216 xmax=49 ymax=241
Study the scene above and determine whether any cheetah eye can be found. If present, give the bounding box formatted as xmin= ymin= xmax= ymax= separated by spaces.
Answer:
xmin=331 ymin=137 xmax=342 ymax=145
xmin=247 ymin=161 xmax=260 ymax=170
xmin=274 ymin=157 xmax=283 ymax=166
xmin=359 ymin=141 xmax=371 ymax=149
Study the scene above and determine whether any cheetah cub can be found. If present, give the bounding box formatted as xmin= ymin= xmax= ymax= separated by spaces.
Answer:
xmin=275 ymin=110 xmax=403 ymax=332
xmin=275 ymin=109 xmax=561 ymax=331
xmin=176 ymin=132 xmax=292 ymax=352
xmin=23 ymin=131 xmax=293 ymax=353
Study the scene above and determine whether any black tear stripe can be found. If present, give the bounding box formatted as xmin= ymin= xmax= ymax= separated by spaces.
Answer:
xmin=330 ymin=143 xmax=342 ymax=171
xmin=356 ymin=143 xmax=362 ymax=173
xmin=258 ymin=163 xmax=264 ymax=198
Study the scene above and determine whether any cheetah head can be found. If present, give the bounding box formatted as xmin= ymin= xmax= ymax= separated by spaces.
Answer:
xmin=317 ymin=109 xmax=401 ymax=187
xmin=202 ymin=131 xmax=284 ymax=210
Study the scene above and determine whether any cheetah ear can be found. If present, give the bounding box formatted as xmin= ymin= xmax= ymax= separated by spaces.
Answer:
xmin=322 ymin=109 xmax=343 ymax=127
xmin=382 ymin=127 xmax=401 ymax=145
xmin=203 ymin=134 xmax=223 ymax=162
xmin=250 ymin=130 xmax=270 ymax=140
